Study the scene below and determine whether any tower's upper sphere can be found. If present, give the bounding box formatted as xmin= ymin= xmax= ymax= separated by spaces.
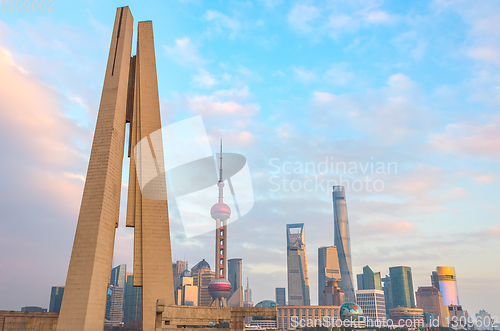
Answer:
xmin=211 ymin=203 xmax=231 ymax=220
xmin=208 ymin=278 xmax=232 ymax=299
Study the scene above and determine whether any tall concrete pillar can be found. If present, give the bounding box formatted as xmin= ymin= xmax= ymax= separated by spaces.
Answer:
xmin=58 ymin=8 xmax=174 ymax=331
xmin=57 ymin=7 xmax=134 ymax=331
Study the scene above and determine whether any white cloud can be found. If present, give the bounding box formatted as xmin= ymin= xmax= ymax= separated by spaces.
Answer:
xmin=192 ymin=69 xmax=218 ymax=88
xmin=293 ymin=67 xmax=317 ymax=83
xmin=164 ymin=37 xmax=206 ymax=67
xmin=323 ymin=63 xmax=355 ymax=85
xmin=467 ymin=47 xmax=500 ymax=66
xmin=183 ymin=87 xmax=260 ymax=127
xmin=204 ymin=10 xmax=241 ymax=39
xmin=312 ymin=73 xmax=428 ymax=142
xmin=287 ymin=4 xmax=321 ymax=33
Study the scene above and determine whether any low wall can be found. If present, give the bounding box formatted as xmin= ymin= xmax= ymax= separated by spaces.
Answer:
xmin=0 ymin=311 xmax=58 ymax=331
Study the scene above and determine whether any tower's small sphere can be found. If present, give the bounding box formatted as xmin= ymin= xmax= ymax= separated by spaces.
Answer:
xmin=211 ymin=203 xmax=231 ymax=220
xmin=208 ymin=278 xmax=232 ymax=299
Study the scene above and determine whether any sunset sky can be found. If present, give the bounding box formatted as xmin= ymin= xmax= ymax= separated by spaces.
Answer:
xmin=0 ymin=0 xmax=499 ymax=318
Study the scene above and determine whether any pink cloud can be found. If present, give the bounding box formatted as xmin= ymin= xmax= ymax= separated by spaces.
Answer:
xmin=430 ymin=117 xmax=500 ymax=159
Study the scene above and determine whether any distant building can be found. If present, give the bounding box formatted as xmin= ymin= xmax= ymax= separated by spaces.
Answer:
xmin=431 ymin=271 xmax=440 ymax=290
xmin=357 ymin=274 xmax=364 ymax=290
xmin=244 ymin=278 xmax=253 ymax=324
xmin=123 ymin=273 xmax=142 ymax=324
xmin=356 ymin=289 xmax=386 ymax=321
xmin=436 ymin=266 xmax=459 ymax=306
xmin=191 ymin=259 xmax=215 ymax=306
xmin=448 ymin=305 xmax=465 ymax=328
xmin=49 ymin=286 xmax=64 ymax=313
xmin=106 ymin=264 xmax=126 ymax=326
xmin=277 ymin=305 xmax=341 ymax=330
xmin=228 ymin=258 xmax=243 ymax=307
xmin=381 ymin=275 xmax=393 ymax=318
xmin=287 ymin=223 xmax=310 ymax=306
xmin=415 ymin=286 xmax=446 ymax=326
xmin=276 ymin=288 xmax=286 ymax=306
xmin=172 ymin=260 xmax=187 ymax=304
xmin=176 ymin=270 xmax=198 ymax=306
xmin=357 ymin=266 xmax=382 ymax=292
xmin=476 ymin=310 xmax=493 ymax=330
xmin=389 ymin=266 xmax=415 ymax=308
xmin=318 ymin=246 xmax=341 ymax=305
xmin=332 ymin=186 xmax=355 ymax=303
xmin=323 ymin=280 xmax=344 ymax=306
xmin=389 ymin=307 xmax=424 ymax=327
xmin=21 ymin=306 xmax=47 ymax=312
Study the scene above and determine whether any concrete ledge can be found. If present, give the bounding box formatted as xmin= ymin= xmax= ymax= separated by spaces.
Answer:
xmin=158 ymin=305 xmax=276 ymax=330
xmin=0 ymin=311 xmax=59 ymax=331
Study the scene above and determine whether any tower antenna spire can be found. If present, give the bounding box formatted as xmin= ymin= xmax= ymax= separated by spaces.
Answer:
xmin=218 ymin=139 xmax=224 ymax=203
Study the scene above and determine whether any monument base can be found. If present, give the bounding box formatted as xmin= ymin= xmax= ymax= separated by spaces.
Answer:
xmin=155 ymin=302 xmax=276 ymax=330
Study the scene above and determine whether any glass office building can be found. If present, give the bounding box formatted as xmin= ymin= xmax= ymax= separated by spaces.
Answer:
xmin=287 ymin=223 xmax=310 ymax=306
xmin=389 ymin=266 xmax=415 ymax=308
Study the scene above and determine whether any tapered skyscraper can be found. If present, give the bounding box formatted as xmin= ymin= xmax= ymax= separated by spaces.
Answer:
xmin=332 ymin=186 xmax=355 ymax=303
xmin=287 ymin=223 xmax=310 ymax=306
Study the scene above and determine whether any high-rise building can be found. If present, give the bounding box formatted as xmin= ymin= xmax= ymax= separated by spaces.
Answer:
xmin=192 ymin=259 xmax=215 ymax=306
xmin=363 ymin=266 xmax=382 ymax=290
xmin=476 ymin=310 xmax=493 ymax=330
xmin=49 ymin=286 xmax=64 ymax=313
xmin=228 ymin=258 xmax=243 ymax=307
xmin=357 ymin=274 xmax=364 ymax=290
xmin=244 ymin=278 xmax=253 ymax=324
xmin=448 ymin=305 xmax=465 ymax=327
xmin=431 ymin=271 xmax=440 ymax=291
xmin=357 ymin=266 xmax=382 ymax=291
xmin=332 ymin=186 xmax=355 ymax=303
xmin=382 ymin=275 xmax=393 ymax=316
xmin=318 ymin=246 xmax=341 ymax=305
xmin=356 ymin=289 xmax=386 ymax=321
xmin=323 ymin=280 xmax=344 ymax=306
xmin=436 ymin=266 xmax=459 ymax=306
xmin=123 ymin=273 xmax=142 ymax=324
xmin=176 ymin=270 xmax=198 ymax=306
xmin=286 ymin=223 xmax=310 ymax=306
xmin=106 ymin=264 xmax=126 ymax=326
xmin=415 ymin=286 xmax=446 ymax=326
xmin=390 ymin=266 xmax=415 ymax=309
xmin=172 ymin=260 xmax=187 ymax=304
xmin=275 ymin=288 xmax=286 ymax=306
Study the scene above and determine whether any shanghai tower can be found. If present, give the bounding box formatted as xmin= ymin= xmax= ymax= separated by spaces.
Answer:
xmin=333 ymin=186 xmax=355 ymax=303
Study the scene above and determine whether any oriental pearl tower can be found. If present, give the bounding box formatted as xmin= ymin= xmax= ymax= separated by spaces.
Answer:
xmin=208 ymin=140 xmax=232 ymax=307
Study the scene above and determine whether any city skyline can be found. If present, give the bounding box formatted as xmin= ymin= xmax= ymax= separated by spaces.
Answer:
xmin=0 ymin=0 xmax=499 ymax=319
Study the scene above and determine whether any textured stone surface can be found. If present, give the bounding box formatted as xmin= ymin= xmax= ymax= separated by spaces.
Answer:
xmin=56 ymin=6 xmax=133 ymax=331
xmin=1 ymin=311 xmax=59 ymax=331
xmin=126 ymin=20 xmax=174 ymax=331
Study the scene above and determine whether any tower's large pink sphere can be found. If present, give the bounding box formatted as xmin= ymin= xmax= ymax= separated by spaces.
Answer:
xmin=211 ymin=203 xmax=231 ymax=220
xmin=208 ymin=278 xmax=232 ymax=299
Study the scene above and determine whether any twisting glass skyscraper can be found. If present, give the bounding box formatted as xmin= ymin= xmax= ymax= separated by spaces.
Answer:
xmin=333 ymin=186 xmax=355 ymax=303
xmin=287 ymin=223 xmax=310 ymax=306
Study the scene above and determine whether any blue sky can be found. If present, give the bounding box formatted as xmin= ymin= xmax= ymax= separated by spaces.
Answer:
xmin=0 ymin=0 xmax=499 ymax=319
